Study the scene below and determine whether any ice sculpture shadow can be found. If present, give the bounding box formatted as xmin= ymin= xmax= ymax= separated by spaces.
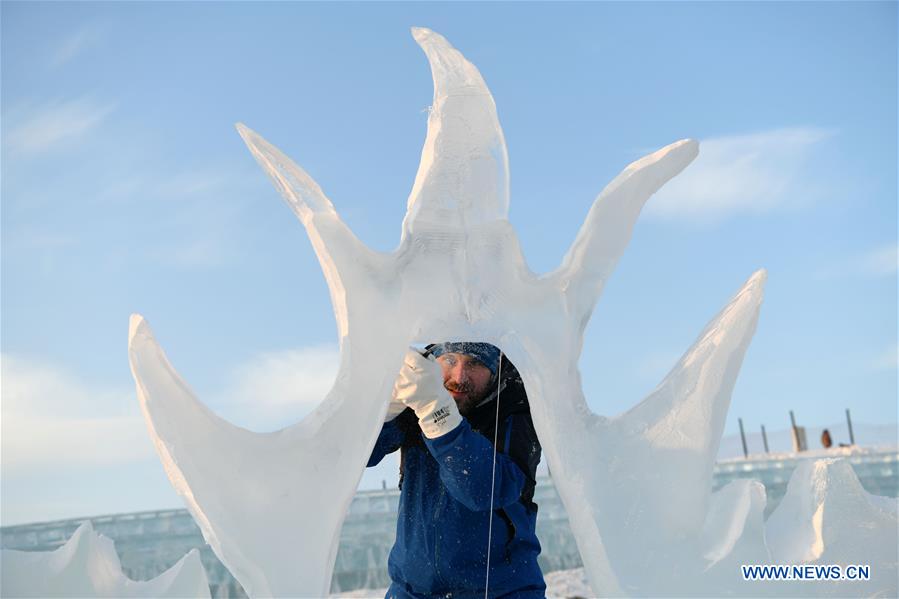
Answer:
xmin=127 ymin=27 xmax=898 ymax=598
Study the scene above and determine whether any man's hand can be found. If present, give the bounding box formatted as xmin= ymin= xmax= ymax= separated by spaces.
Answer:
xmin=393 ymin=348 xmax=462 ymax=438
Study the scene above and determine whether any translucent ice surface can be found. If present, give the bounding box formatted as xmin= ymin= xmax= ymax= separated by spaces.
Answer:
xmin=0 ymin=522 xmax=210 ymax=598
xmin=699 ymin=479 xmax=771 ymax=591
xmin=128 ymin=26 xmax=892 ymax=598
xmin=765 ymin=458 xmax=898 ymax=596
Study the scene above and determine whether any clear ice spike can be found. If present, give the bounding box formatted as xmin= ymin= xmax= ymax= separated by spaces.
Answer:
xmin=403 ymin=27 xmax=510 ymax=239
xmin=551 ymin=139 xmax=699 ymax=324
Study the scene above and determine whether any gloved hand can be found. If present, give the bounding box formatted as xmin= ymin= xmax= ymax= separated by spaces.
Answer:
xmin=393 ymin=348 xmax=462 ymax=438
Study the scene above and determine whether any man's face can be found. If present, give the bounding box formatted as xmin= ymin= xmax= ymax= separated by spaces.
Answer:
xmin=436 ymin=352 xmax=494 ymax=416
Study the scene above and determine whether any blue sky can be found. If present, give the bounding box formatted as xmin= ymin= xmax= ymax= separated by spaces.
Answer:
xmin=2 ymin=2 xmax=896 ymax=526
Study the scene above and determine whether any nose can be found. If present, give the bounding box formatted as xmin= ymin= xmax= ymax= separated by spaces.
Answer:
xmin=445 ymin=361 xmax=467 ymax=384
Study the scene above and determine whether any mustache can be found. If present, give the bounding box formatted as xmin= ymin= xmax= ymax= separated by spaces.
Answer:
xmin=445 ymin=381 xmax=472 ymax=394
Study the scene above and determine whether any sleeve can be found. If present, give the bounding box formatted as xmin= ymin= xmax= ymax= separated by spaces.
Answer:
xmin=502 ymin=412 xmax=541 ymax=507
xmin=503 ymin=413 xmax=541 ymax=479
xmin=423 ymin=419 xmax=526 ymax=512
xmin=366 ymin=419 xmax=405 ymax=467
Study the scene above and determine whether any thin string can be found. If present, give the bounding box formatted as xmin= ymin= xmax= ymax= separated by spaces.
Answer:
xmin=484 ymin=351 xmax=503 ymax=599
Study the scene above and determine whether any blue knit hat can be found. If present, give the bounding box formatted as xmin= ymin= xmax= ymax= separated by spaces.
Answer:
xmin=429 ymin=342 xmax=502 ymax=375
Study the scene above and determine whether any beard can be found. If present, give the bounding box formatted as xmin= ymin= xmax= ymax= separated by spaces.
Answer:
xmin=445 ymin=380 xmax=492 ymax=417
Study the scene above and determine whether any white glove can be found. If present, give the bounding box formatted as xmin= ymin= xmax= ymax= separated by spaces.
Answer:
xmin=393 ymin=348 xmax=462 ymax=438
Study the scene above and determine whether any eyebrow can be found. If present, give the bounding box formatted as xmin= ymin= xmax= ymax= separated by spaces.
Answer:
xmin=444 ymin=354 xmax=486 ymax=367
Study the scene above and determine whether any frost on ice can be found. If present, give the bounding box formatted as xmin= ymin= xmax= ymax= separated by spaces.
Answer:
xmin=128 ymin=27 xmax=897 ymax=597
xmin=0 ymin=522 xmax=210 ymax=598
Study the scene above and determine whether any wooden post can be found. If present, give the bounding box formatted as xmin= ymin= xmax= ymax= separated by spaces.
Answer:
xmin=789 ymin=410 xmax=807 ymax=452
xmin=738 ymin=418 xmax=749 ymax=459
xmin=789 ymin=410 xmax=797 ymax=450
xmin=761 ymin=425 xmax=769 ymax=453
xmin=846 ymin=408 xmax=856 ymax=445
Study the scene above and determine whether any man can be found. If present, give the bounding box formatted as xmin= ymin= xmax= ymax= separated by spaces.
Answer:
xmin=367 ymin=342 xmax=546 ymax=599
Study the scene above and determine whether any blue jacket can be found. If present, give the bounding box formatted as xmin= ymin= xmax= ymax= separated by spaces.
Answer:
xmin=367 ymin=367 xmax=545 ymax=599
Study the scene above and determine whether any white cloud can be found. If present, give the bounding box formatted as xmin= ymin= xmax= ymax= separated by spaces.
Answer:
xmin=0 ymin=346 xmax=341 ymax=473
xmin=150 ymin=235 xmax=229 ymax=269
xmin=814 ymin=242 xmax=898 ymax=280
xmin=859 ymin=243 xmax=898 ymax=277
xmin=157 ymin=170 xmax=236 ymax=199
xmin=4 ymin=98 xmax=115 ymax=156
xmin=214 ymin=346 xmax=340 ymax=432
xmin=4 ymin=228 xmax=79 ymax=251
xmin=0 ymin=354 xmax=152 ymax=473
xmin=873 ymin=344 xmax=898 ymax=371
xmin=634 ymin=350 xmax=681 ymax=381
xmin=645 ymin=127 xmax=833 ymax=224
xmin=50 ymin=25 xmax=102 ymax=68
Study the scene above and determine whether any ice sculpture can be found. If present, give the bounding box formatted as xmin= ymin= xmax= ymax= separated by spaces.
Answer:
xmin=765 ymin=458 xmax=898 ymax=596
xmin=129 ymin=27 xmax=777 ymax=596
xmin=699 ymin=479 xmax=771 ymax=589
xmin=0 ymin=521 xmax=210 ymax=598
